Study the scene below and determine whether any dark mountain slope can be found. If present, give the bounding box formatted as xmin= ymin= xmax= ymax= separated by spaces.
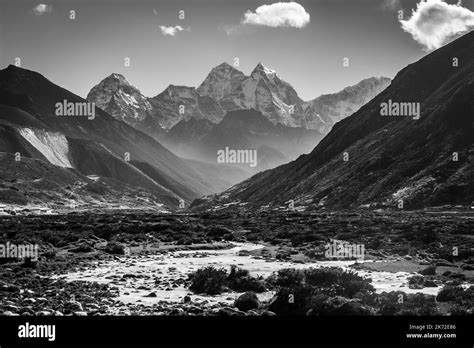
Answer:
xmin=192 ymin=31 xmax=474 ymax=211
xmin=0 ymin=66 xmax=235 ymax=207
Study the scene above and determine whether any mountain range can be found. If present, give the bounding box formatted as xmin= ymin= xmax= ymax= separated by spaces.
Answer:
xmin=87 ymin=63 xmax=390 ymax=172
xmin=191 ymin=31 xmax=474 ymax=211
xmin=87 ymin=62 xmax=391 ymax=139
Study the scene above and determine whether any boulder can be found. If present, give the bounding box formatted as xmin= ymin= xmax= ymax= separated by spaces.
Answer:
xmin=182 ymin=295 xmax=191 ymax=303
xmin=419 ymin=265 xmax=436 ymax=275
xmin=234 ymin=292 xmax=260 ymax=312
xmin=64 ymin=301 xmax=83 ymax=313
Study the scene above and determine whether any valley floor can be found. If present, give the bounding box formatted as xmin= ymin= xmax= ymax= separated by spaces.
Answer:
xmin=0 ymin=209 xmax=472 ymax=316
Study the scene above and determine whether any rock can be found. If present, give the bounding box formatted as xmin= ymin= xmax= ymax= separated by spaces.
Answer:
xmin=4 ymin=305 xmax=19 ymax=312
xmin=64 ymin=301 xmax=83 ymax=313
xmin=144 ymin=292 xmax=157 ymax=297
xmin=419 ymin=265 xmax=436 ymax=275
xmin=169 ymin=308 xmax=185 ymax=316
xmin=461 ymin=264 xmax=474 ymax=271
xmin=3 ymin=311 xmax=19 ymax=316
xmin=234 ymin=292 xmax=260 ymax=312
xmin=449 ymin=273 xmax=466 ymax=280
xmin=73 ymin=311 xmax=88 ymax=316
xmin=182 ymin=295 xmax=191 ymax=303
xmin=35 ymin=311 xmax=52 ymax=316
xmin=217 ymin=307 xmax=239 ymax=316
xmin=424 ymin=279 xmax=437 ymax=287
xmin=435 ymin=259 xmax=456 ymax=267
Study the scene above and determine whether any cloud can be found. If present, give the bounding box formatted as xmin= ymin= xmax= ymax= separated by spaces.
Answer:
xmin=382 ymin=0 xmax=402 ymax=11
xmin=400 ymin=0 xmax=474 ymax=50
xmin=223 ymin=24 xmax=243 ymax=36
xmin=159 ymin=25 xmax=188 ymax=36
xmin=242 ymin=2 xmax=310 ymax=28
xmin=32 ymin=4 xmax=52 ymax=15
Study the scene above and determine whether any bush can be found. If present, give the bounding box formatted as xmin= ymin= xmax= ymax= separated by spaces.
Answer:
xmin=375 ymin=291 xmax=437 ymax=315
xmin=189 ymin=266 xmax=265 ymax=295
xmin=307 ymin=295 xmax=372 ymax=315
xmin=271 ymin=267 xmax=375 ymax=298
xmin=268 ymin=286 xmax=313 ymax=315
xmin=70 ymin=243 xmax=94 ymax=253
xmin=266 ymin=267 xmax=375 ymax=315
xmin=227 ymin=266 xmax=266 ymax=293
xmin=206 ymin=226 xmax=233 ymax=239
xmin=266 ymin=268 xmax=305 ymax=288
xmin=436 ymin=285 xmax=466 ymax=302
xmin=188 ymin=267 xmax=228 ymax=295
xmin=105 ymin=241 xmax=125 ymax=255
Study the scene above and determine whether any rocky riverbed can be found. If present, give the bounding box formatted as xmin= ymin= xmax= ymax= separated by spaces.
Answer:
xmin=1 ymin=209 xmax=473 ymax=316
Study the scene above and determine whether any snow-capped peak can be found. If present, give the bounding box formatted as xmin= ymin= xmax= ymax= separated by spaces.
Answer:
xmin=251 ymin=63 xmax=277 ymax=78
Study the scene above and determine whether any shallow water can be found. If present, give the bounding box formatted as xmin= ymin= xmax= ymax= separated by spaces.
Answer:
xmin=55 ymin=242 xmax=441 ymax=307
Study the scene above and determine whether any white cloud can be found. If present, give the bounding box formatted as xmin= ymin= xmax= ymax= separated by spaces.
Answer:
xmin=32 ymin=4 xmax=52 ymax=16
xmin=223 ymin=24 xmax=243 ymax=36
xmin=159 ymin=25 xmax=188 ymax=36
xmin=382 ymin=0 xmax=402 ymax=11
xmin=400 ymin=0 xmax=474 ymax=50
xmin=242 ymin=2 xmax=310 ymax=28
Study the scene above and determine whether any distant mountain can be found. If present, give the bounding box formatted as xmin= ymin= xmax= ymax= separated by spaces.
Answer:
xmin=196 ymin=62 xmax=247 ymax=100
xmin=192 ymin=31 xmax=474 ymax=211
xmin=148 ymin=85 xmax=225 ymax=129
xmin=88 ymin=63 xmax=391 ymax=140
xmin=302 ymin=77 xmax=392 ymax=133
xmin=162 ymin=117 xmax=214 ymax=158
xmin=163 ymin=109 xmax=324 ymax=172
xmin=86 ymin=73 xmax=165 ymax=140
xmin=197 ymin=62 xmax=302 ymax=127
xmin=0 ymin=66 xmax=244 ymax=210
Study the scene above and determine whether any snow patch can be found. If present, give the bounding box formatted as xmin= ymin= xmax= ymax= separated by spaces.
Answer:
xmin=18 ymin=128 xmax=73 ymax=168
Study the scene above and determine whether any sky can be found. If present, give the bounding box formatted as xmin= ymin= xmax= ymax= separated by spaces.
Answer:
xmin=1 ymin=0 xmax=473 ymax=100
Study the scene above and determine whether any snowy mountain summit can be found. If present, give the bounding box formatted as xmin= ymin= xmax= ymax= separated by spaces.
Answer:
xmin=88 ymin=63 xmax=391 ymax=136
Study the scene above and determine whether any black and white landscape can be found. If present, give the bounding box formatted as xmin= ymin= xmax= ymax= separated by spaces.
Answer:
xmin=0 ymin=0 xmax=473 ymax=324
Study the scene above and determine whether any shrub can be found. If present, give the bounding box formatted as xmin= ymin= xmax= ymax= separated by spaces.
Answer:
xmin=188 ymin=266 xmax=228 ymax=295
xmin=70 ymin=243 xmax=94 ymax=253
xmin=105 ymin=241 xmax=125 ymax=255
xmin=307 ymin=295 xmax=372 ymax=315
xmin=227 ymin=266 xmax=266 ymax=293
xmin=266 ymin=267 xmax=375 ymax=315
xmin=436 ymin=285 xmax=466 ymax=302
xmin=268 ymin=286 xmax=313 ymax=315
xmin=206 ymin=226 xmax=233 ymax=239
xmin=375 ymin=291 xmax=438 ymax=315
xmin=266 ymin=268 xmax=305 ymax=288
